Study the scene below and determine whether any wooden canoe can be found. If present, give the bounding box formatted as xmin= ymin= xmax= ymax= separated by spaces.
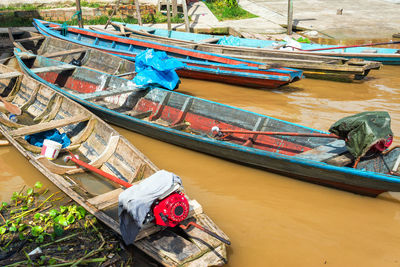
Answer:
xmin=0 ymin=61 xmax=229 ymax=266
xmin=13 ymin=48 xmax=400 ymax=199
xmin=109 ymin=22 xmax=386 ymax=80
xmin=32 ymin=19 xmax=303 ymax=89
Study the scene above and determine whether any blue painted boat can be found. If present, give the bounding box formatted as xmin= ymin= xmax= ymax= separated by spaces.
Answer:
xmin=111 ymin=22 xmax=399 ymax=65
xmin=14 ymin=48 xmax=400 ymax=199
xmin=32 ymin=19 xmax=303 ymax=89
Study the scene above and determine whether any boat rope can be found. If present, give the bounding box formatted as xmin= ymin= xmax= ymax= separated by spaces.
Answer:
xmin=61 ymin=10 xmax=82 ymax=36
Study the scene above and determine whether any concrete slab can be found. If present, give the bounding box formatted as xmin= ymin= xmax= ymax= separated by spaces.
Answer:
xmin=245 ymin=0 xmax=400 ymax=39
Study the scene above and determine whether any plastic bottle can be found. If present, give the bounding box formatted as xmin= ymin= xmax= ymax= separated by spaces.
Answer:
xmin=9 ymin=114 xmax=17 ymax=123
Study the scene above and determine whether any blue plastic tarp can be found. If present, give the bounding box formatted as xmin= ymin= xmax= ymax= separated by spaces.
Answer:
xmin=133 ymin=49 xmax=185 ymax=90
xmin=25 ymin=129 xmax=71 ymax=148
xmin=217 ymin=35 xmax=241 ymax=46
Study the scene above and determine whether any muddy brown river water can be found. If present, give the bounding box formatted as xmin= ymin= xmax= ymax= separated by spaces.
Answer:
xmin=1 ymin=65 xmax=400 ymax=266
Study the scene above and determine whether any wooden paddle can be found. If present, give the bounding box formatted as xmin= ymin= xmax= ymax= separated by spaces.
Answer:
xmin=291 ymin=40 xmax=400 ymax=52
xmin=0 ymin=97 xmax=21 ymax=115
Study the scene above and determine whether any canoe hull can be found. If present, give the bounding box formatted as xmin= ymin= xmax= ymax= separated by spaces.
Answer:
xmin=33 ymin=19 xmax=302 ymax=89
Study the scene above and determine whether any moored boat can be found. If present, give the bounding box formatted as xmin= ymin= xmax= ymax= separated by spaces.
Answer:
xmin=111 ymin=22 xmax=400 ymax=65
xmin=109 ymin=22 xmax=385 ymax=79
xmin=32 ymin=19 xmax=303 ymax=89
xmin=13 ymin=48 xmax=400 ymax=199
xmin=0 ymin=61 xmax=229 ymax=266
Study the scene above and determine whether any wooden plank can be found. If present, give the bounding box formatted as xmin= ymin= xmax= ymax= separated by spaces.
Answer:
xmin=11 ymin=114 xmax=90 ymax=137
xmin=0 ymin=71 xmax=22 ymax=79
xmin=115 ymin=71 xmax=136 ymax=77
xmin=89 ymin=135 xmax=119 ymax=167
xmin=42 ymin=48 xmax=87 ymax=58
xmin=198 ymin=37 xmax=221 ymax=44
xmin=297 ymin=139 xmax=348 ymax=162
xmin=15 ymin=35 xmax=45 ymax=43
xmin=0 ymin=139 xmax=10 ymax=146
xmin=123 ymin=110 xmax=152 ymax=119
xmin=17 ymin=52 xmax=37 ymax=60
xmin=89 ymin=26 xmax=131 ymax=36
xmin=87 ymin=188 xmax=123 ymax=209
xmin=31 ymin=64 xmax=77 ymax=74
xmin=79 ymin=87 xmax=141 ymax=100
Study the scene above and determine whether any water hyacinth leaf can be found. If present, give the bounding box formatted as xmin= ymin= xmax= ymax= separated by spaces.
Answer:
xmin=9 ymin=224 xmax=17 ymax=232
xmin=21 ymin=205 xmax=28 ymax=211
xmin=0 ymin=227 xmax=6 ymax=235
xmin=53 ymin=223 xmax=64 ymax=236
xmin=11 ymin=192 xmax=18 ymax=201
xmin=34 ymin=181 xmax=43 ymax=189
xmin=49 ymin=209 xmax=59 ymax=218
xmin=26 ymin=188 xmax=34 ymax=196
xmin=66 ymin=214 xmax=75 ymax=224
xmin=54 ymin=215 xmax=68 ymax=226
xmin=19 ymin=232 xmax=25 ymax=240
xmin=31 ymin=225 xmax=44 ymax=236
xmin=34 ymin=213 xmax=43 ymax=221
xmin=60 ymin=206 xmax=67 ymax=214
xmin=18 ymin=224 xmax=27 ymax=232
xmin=49 ymin=258 xmax=57 ymax=265
xmin=16 ymin=218 xmax=21 ymax=224
xmin=36 ymin=234 xmax=44 ymax=243
xmin=77 ymin=206 xmax=86 ymax=219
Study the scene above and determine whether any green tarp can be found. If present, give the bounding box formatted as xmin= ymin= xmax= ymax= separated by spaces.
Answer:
xmin=329 ymin=111 xmax=393 ymax=158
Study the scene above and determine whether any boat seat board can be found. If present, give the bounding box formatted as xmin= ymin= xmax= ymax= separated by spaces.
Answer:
xmin=42 ymin=48 xmax=88 ymax=58
xmin=79 ymin=87 xmax=141 ymax=100
xmin=296 ymin=139 xmax=347 ymax=162
xmin=10 ymin=114 xmax=90 ymax=137
xmin=31 ymin=64 xmax=77 ymax=73
xmin=15 ymin=35 xmax=45 ymax=43
xmin=0 ymin=72 xmax=22 ymax=79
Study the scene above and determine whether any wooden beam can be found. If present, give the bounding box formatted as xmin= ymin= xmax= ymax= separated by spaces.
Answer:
xmin=181 ymin=0 xmax=190 ymax=32
xmin=287 ymin=0 xmax=293 ymax=35
xmin=31 ymin=64 xmax=77 ymax=74
xmin=79 ymin=87 xmax=141 ymax=100
xmin=75 ymin=0 xmax=83 ymax=28
xmin=11 ymin=114 xmax=90 ymax=137
xmin=15 ymin=35 xmax=45 ymax=43
xmin=166 ymin=0 xmax=171 ymax=32
xmin=135 ymin=0 xmax=143 ymax=26
xmin=7 ymin=28 xmax=15 ymax=42
xmin=0 ymin=71 xmax=22 ymax=79
xmin=172 ymin=0 xmax=177 ymax=17
xmin=42 ymin=48 xmax=87 ymax=58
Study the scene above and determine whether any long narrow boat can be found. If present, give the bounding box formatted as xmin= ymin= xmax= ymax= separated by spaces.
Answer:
xmin=14 ymin=48 xmax=400 ymax=199
xmin=108 ymin=22 xmax=384 ymax=80
xmin=0 ymin=61 xmax=229 ymax=266
xmin=32 ymin=19 xmax=303 ymax=89
xmin=111 ymin=22 xmax=400 ymax=65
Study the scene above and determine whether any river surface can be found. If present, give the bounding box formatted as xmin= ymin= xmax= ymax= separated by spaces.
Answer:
xmin=1 ymin=65 xmax=400 ymax=266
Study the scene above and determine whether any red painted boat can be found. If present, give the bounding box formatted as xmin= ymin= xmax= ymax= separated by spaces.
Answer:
xmin=33 ymin=19 xmax=303 ymax=89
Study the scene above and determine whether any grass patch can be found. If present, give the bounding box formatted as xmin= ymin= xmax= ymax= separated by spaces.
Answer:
xmin=205 ymin=0 xmax=257 ymax=21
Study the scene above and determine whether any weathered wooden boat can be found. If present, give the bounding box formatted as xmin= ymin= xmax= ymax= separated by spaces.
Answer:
xmin=0 ymin=61 xmax=229 ymax=266
xmin=14 ymin=48 xmax=400 ymax=199
xmin=109 ymin=22 xmax=384 ymax=80
xmin=32 ymin=19 xmax=303 ymax=89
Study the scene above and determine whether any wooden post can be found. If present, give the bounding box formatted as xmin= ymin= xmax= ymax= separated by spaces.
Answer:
xmin=75 ymin=0 xmax=83 ymax=28
xmin=181 ymin=0 xmax=190 ymax=32
xmin=172 ymin=0 xmax=177 ymax=17
xmin=287 ymin=0 xmax=293 ymax=35
xmin=166 ymin=0 xmax=171 ymax=32
xmin=105 ymin=0 xmax=121 ymax=29
xmin=135 ymin=0 xmax=143 ymax=26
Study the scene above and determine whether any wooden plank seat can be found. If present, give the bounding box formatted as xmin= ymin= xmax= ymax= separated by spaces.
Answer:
xmin=10 ymin=114 xmax=90 ymax=137
xmin=297 ymin=139 xmax=352 ymax=166
xmin=79 ymin=87 xmax=142 ymax=100
xmin=42 ymin=48 xmax=88 ymax=58
xmin=31 ymin=64 xmax=77 ymax=74
xmin=14 ymin=35 xmax=45 ymax=43
xmin=123 ymin=110 xmax=152 ymax=119
xmin=0 ymin=71 xmax=22 ymax=79
xmin=17 ymin=52 xmax=37 ymax=60
xmin=115 ymin=71 xmax=136 ymax=77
